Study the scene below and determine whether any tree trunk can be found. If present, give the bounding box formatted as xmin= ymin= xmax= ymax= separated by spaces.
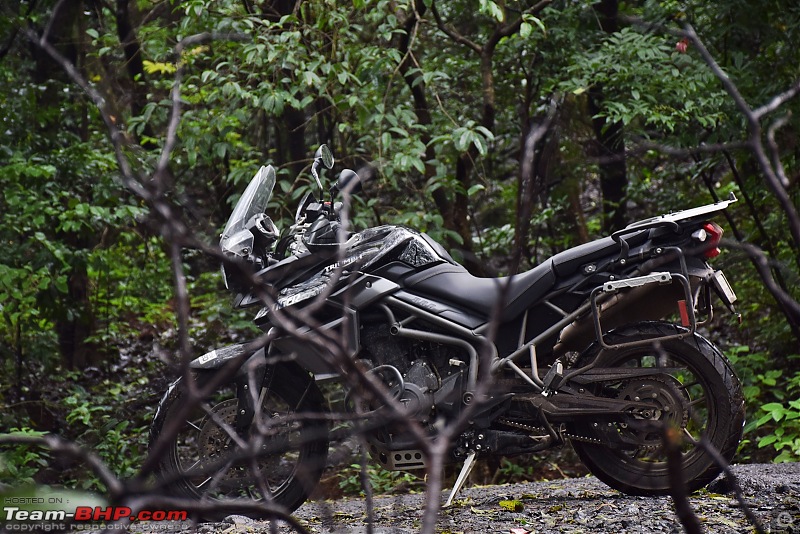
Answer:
xmin=30 ymin=0 xmax=100 ymax=369
xmin=588 ymin=0 xmax=628 ymax=234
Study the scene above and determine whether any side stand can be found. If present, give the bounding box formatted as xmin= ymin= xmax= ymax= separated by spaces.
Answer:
xmin=443 ymin=451 xmax=477 ymax=507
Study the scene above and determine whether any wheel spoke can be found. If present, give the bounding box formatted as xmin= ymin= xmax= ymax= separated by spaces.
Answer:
xmin=688 ymin=396 xmax=706 ymax=407
xmin=186 ymin=420 xmax=202 ymax=431
xmin=683 ymin=428 xmax=699 ymax=445
xmin=156 ymin=373 xmax=328 ymax=513
xmin=185 ymin=458 xmax=202 ymax=472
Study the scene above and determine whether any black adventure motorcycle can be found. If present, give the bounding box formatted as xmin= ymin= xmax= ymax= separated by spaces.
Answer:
xmin=150 ymin=145 xmax=744 ymax=515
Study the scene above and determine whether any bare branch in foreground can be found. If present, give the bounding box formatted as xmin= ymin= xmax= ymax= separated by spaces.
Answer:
xmin=0 ymin=433 xmax=124 ymax=498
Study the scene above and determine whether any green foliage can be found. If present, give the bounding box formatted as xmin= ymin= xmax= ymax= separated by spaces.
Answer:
xmin=495 ymin=457 xmax=538 ymax=482
xmin=0 ymin=355 xmax=165 ymax=492
xmin=747 ymin=360 xmax=800 ymax=463
xmin=1 ymin=0 xmax=799 ymax=492
xmin=61 ymin=380 xmax=145 ymax=490
xmin=754 ymin=399 xmax=800 ymax=462
xmin=727 ymin=346 xmax=800 ymax=462
xmin=187 ymin=270 xmax=260 ymax=346
xmin=338 ymin=463 xmax=422 ymax=496
xmin=561 ymin=27 xmax=729 ymax=134
xmin=0 ymin=429 xmax=49 ymax=485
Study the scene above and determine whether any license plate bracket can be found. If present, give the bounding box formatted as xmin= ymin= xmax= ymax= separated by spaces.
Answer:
xmin=712 ymin=270 xmax=737 ymax=308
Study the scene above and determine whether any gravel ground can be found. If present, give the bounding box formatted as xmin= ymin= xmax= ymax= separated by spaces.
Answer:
xmin=130 ymin=463 xmax=800 ymax=533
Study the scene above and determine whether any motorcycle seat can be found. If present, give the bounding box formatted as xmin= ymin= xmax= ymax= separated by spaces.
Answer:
xmin=403 ymin=261 xmax=556 ymax=321
xmin=402 ymin=231 xmax=649 ymax=321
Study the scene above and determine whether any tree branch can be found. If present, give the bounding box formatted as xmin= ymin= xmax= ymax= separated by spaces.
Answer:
xmin=683 ymin=23 xmax=800 ymax=253
xmin=722 ymin=239 xmax=800 ymax=323
xmin=22 ymin=25 xmax=150 ymax=200
xmin=429 ymin=1 xmax=481 ymax=54
xmin=766 ymin=114 xmax=792 ymax=188
xmin=754 ymin=78 xmax=800 ymax=119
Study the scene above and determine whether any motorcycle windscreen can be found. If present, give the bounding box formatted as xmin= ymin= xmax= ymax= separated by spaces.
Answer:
xmin=220 ymin=165 xmax=276 ymax=251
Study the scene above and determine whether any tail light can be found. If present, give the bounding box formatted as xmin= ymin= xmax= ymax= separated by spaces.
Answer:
xmin=691 ymin=221 xmax=723 ymax=258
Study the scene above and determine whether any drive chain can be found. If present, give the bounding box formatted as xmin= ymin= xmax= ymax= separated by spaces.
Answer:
xmin=498 ymin=418 xmax=605 ymax=445
xmin=497 ymin=418 xmax=668 ymax=449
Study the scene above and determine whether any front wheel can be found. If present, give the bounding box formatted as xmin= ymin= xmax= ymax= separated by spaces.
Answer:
xmin=149 ymin=366 xmax=329 ymax=518
xmin=568 ymin=322 xmax=745 ymax=496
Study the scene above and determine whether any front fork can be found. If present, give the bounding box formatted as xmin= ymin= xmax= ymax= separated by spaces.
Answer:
xmin=234 ymin=359 xmax=272 ymax=436
xmin=188 ymin=344 xmax=271 ymax=437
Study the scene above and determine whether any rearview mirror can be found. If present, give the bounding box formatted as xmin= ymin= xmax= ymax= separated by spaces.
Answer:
xmin=333 ymin=169 xmax=362 ymax=195
xmin=311 ymin=145 xmax=333 ymax=194
xmin=311 ymin=144 xmax=334 ymax=195
xmin=316 ymin=144 xmax=334 ymax=169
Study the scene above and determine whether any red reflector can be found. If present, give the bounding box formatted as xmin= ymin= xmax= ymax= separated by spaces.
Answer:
xmin=678 ymin=300 xmax=690 ymax=326
xmin=703 ymin=222 xmax=723 ymax=258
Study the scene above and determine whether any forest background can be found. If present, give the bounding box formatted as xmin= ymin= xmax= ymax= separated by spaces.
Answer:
xmin=1 ymin=0 xmax=800 ymax=498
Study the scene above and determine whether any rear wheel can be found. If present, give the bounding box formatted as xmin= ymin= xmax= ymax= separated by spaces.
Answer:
xmin=150 ymin=368 xmax=329 ymax=518
xmin=568 ymin=322 xmax=744 ymax=495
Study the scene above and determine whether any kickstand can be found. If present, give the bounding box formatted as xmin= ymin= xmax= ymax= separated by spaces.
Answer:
xmin=444 ymin=451 xmax=477 ymax=507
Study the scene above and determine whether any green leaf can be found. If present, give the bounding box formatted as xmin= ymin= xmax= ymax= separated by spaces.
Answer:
xmin=758 ymin=435 xmax=779 ymax=447
xmin=456 ymin=130 xmax=473 ymax=152
xmin=142 ymin=60 xmax=176 ymax=75
xmin=472 ymin=135 xmax=487 ymax=155
xmin=53 ymin=276 xmax=68 ymax=294
xmin=468 ymin=183 xmax=486 ymax=197
xmin=475 ymin=126 xmax=494 ymax=140
xmin=499 ymin=499 xmax=524 ymax=512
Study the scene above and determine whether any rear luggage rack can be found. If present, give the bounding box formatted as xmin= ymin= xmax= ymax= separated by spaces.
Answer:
xmin=589 ymin=270 xmax=696 ymax=350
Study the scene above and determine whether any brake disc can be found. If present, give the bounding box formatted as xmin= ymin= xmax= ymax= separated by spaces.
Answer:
xmin=197 ymin=399 xmax=251 ymax=483
xmin=619 ymin=375 xmax=689 ymax=426
xmin=199 ymin=400 xmax=236 ymax=456
xmin=615 ymin=375 xmax=691 ymax=449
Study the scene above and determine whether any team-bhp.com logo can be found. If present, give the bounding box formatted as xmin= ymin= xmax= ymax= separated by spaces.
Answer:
xmin=3 ymin=506 xmax=187 ymax=530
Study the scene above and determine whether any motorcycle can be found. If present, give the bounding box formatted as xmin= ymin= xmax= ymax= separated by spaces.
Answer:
xmin=150 ymin=145 xmax=745 ymax=516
